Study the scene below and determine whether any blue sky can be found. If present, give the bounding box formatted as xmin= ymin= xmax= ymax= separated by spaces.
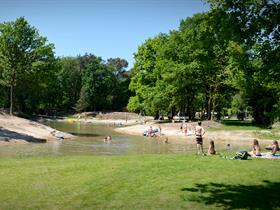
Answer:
xmin=1 ymin=0 xmax=209 ymax=69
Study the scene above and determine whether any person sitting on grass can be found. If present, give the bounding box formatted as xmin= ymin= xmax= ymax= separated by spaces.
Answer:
xmin=208 ymin=140 xmax=216 ymax=155
xmin=249 ymin=139 xmax=262 ymax=157
xmin=266 ymin=140 xmax=280 ymax=156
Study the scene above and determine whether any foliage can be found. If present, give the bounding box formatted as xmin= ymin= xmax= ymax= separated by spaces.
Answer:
xmin=128 ymin=0 xmax=280 ymax=126
xmin=76 ymin=57 xmax=131 ymax=112
xmin=0 ymin=17 xmax=131 ymax=114
xmin=0 ymin=17 xmax=55 ymax=115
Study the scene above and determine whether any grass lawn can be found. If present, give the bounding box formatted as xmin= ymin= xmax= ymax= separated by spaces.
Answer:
xmin=0 ymin=154 xmax=280 ymax=210
xmin=208 ymin=120 xmax=280 ymax=140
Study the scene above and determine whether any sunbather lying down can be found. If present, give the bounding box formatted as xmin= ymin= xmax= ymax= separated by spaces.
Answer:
xmin=51 ymin=129 xmax=64 ymax=139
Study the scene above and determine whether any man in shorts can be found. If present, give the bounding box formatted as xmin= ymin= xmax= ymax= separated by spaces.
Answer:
xmin=195 ymin=121 xmax=205 ymax=154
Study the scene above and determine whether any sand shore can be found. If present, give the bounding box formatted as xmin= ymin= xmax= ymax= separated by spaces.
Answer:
xmin=114 ymin=120 xmax=256 ymax=144
xmin=0 ymin=113 xmax=74 ymax=145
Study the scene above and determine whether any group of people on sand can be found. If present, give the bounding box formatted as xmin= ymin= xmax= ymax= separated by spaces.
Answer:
xmin=146 ymin=125 xmax=168 ymax=143
xmin=194 ymin=121 xmax=280 ymax=157
xmin=146 ymin=125 xmax=162 ymax=137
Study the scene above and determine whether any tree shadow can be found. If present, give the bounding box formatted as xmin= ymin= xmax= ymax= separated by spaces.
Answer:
xmin=0 ymin=128 xmax=46 ymax=143
xmin=69 ymin=132 xmax=100 ymax=137
xmin=181 ymin=180 xmax=280 ymax=209
xmin=221 ymin=120 xmax=256 ymax=127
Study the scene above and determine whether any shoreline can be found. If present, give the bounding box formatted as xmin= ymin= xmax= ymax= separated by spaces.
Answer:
xmin=113 ymin=120 xmax=275 ymax=146
xmin=0 ymin=112 xmax=275 ymax=146
xmin=0 ymin=113 xmax=74 ymax=145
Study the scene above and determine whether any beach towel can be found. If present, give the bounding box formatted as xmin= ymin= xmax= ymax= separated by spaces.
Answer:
xmin=252 ymin=153 xmax=280 ymax=159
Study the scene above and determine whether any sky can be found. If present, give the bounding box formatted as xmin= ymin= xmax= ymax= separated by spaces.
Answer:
xmin=0 ymin=0 xmax=210 ymax=69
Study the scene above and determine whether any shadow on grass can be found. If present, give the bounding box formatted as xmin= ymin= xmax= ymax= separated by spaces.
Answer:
xmin=181 ymin=180 xmax=280 ymax=209
xmin=0 ymin=128 xmax=46 ymax=143
xmin=221 ymin=120 xmax=256 ymax=127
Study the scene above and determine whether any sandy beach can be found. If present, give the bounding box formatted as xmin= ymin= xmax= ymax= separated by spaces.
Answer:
xmin=0 ymin=112 xmax=73 ymax=145
xmin=114 ymin=120 xmax=256 ymax=144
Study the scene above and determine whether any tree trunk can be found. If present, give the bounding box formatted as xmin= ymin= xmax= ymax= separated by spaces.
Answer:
xmin=9 ymin=85 xmax=13 ymax=115
xmin=210 ymin=101 xmax=215 ymax=121
xmin=207 ymin=96 xmax=212 ymax=120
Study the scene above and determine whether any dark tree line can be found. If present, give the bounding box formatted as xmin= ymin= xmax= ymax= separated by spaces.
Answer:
xmin=0 ymin=18 xmax=131 ymax=115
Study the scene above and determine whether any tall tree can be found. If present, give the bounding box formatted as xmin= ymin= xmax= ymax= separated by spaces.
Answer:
xmin=57 ymin=57 xmax=82 ymax=110
xmin=107 ymin=58 xmax=131 ymax=110
xmin=208 ymin=0 xmax=280 ymax=124
xmin=0 ymin=17 xmax=55 ymax=115
xmin=76 ymin=57 xmax=114 ymax=111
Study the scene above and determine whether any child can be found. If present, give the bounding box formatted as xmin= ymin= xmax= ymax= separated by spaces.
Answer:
xmin=249 ymin=139 xmax=261 ymax=156
xmin=184 ymin=124 xmax=188 ymax=136
xmin=147 ymin=126 xmax=154 ymax=137
xmin=208 ymin=140 xmax=216 ymax=155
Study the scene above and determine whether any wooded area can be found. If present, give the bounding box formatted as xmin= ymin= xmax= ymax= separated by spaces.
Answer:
xmin=0 ymin=0 xmax=279 ymax=126
xmin=128 ymin=0 xmax=280 ymax=125
xmin=0 ymin=18 xmax=131 ymax=115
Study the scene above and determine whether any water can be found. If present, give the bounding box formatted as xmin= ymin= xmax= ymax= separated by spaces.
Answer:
xmin=0 ymin=121 xmax=199 ymax=158
xmin=0 ymin=121 xmax=248 ymax=158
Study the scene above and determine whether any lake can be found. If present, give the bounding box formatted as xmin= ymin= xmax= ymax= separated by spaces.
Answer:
xmin=0 ymin=121 xmax=243 ymax=158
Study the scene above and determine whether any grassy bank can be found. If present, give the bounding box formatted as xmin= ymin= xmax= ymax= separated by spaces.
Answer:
xmin=207 ymin=120 xmax=280 ymax=140
xmin=1 ymin=154 xmax=280 ymax=209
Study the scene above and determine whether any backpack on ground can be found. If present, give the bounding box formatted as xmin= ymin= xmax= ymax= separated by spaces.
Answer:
xmin=234 ymin=150 xmax=249 ymax=160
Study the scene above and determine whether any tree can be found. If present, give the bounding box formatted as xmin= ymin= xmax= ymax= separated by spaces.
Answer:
xmin=0 ymin=17 xmax=55 ymax=115
xmin=128 ymin=34 xmax=170 ymax=116
xmin=207 ymin=0 xmax=280 ymax=125
xmin=76 ymin=57 xmax=114 ymax=111
xmin=106 ymin=58 xmax=131 ymax=110
xmin=57 ymin=57 xmax=82 ymax=110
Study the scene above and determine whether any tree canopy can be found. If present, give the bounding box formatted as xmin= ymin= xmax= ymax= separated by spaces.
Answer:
xmin=128 ymin=0 xmax=280 ymax=125
xmin=0 ymin=17 xmax=55 ymax=115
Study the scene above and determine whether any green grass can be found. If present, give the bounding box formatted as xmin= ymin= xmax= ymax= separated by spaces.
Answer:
xmin=1 ymin=154 xmax=280 ymax=210
xmin=254 ymin=130 xmax=280 ymax=140
xmin=207 ymin=120 xmax=280 ymax=140
xmin=208 ymin=120 xmax=263 ymax=131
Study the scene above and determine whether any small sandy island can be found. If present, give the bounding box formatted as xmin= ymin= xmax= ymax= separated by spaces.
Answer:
xmin=0 ymin=112 xmax=73 ymax=145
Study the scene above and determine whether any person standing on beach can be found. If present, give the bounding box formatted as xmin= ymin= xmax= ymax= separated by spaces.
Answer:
xmin=195 ymin=121 xmax=205 ymax=154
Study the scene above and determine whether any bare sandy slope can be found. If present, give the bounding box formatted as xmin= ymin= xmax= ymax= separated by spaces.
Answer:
xmin=0 ymin=113 xmax=73 ymax=145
